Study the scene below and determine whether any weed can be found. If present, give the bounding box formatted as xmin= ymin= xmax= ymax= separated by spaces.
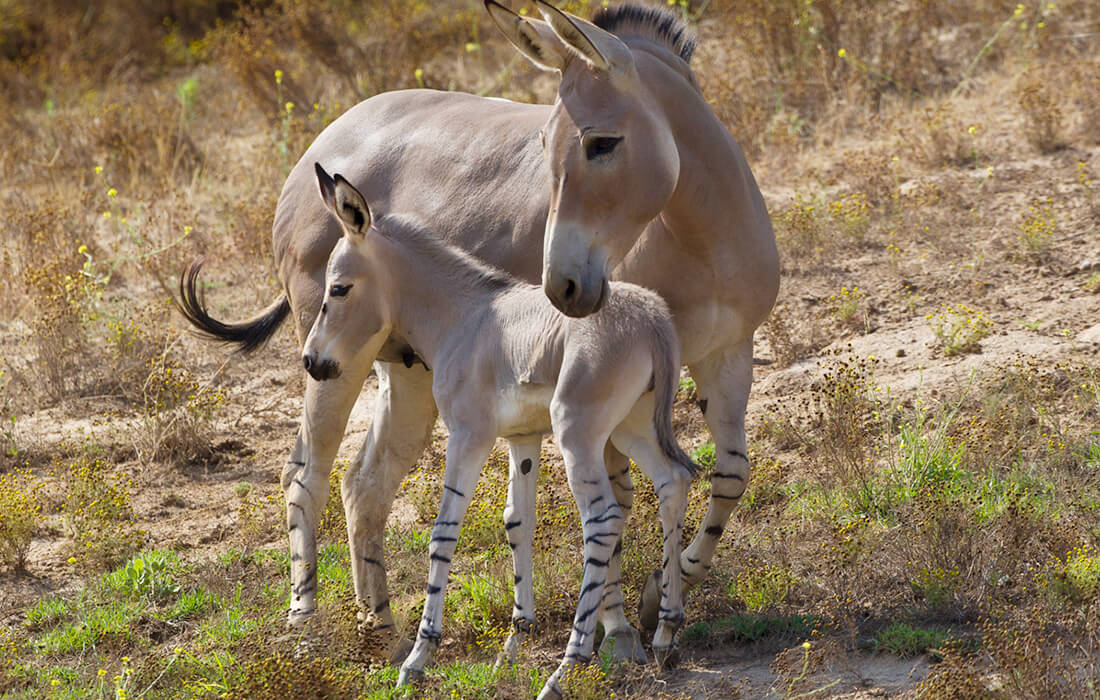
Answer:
xmin=318 ymin=459 xmax=349 ymax=543
xmin=1045 ymin=545 xmax=1100 ymax=603
xmin=827 ymin=285 xmax=868 ymax=332
xmin=927 ymin=303 xmax=993 ymax=356
xmin=692 ymin=441 xmax=716 ymax=471
xmin=911 ymin=566 xmax=961 ymax=611
xmin=1016 ymin=198 xmax=1059 ymax=263
xmin=62 ymin=456 xmax=144 ymax=571
xmin=1017 ymin=69 xmax=1066 ymax=153
xmin=0 ymin=468 xmax=43 ymax=570
xmin=730 ymin=560 xmax=796 ymax=613
xmin=99 ymin=550 xmax=182 ymax=603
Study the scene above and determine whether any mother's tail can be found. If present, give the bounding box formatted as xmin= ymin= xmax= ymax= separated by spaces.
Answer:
xmin=177 ymin=258 xmax=291 ymax=355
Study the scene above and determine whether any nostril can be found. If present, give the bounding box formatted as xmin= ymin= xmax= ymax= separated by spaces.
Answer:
xmin=303 ymin=355 xmax=312 ymax=372
xmin=563 ymin=279 xmax=577 ymax=300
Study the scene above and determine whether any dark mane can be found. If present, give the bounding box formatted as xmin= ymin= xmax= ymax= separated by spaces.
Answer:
xmin=591 ymin=3 xmax=696 ymax=64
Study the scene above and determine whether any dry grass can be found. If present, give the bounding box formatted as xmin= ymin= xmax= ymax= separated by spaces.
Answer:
xmin=1 ymin=0 xmax=1099 ymax=697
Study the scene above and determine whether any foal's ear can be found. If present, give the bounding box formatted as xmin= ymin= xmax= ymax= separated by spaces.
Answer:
xmin=315 ymin=163 xmax=371 ymax=236
xmin=484 ymin=0 xmax=567 ymax=72
xmin=332 ymin=174 xmax=371 ymax=236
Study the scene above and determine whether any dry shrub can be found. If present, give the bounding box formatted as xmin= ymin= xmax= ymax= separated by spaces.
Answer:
xmin=902 ymin=103 xmax=974 ymax=168
xmin=1015 ymin=68 xmax=1067 ymax=154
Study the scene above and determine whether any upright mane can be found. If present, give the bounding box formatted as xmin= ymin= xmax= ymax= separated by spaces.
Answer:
xmin=591 ymin=3 xmax=697 ymax=64
xmin=380 ymin=214 xmax=515 ymax=294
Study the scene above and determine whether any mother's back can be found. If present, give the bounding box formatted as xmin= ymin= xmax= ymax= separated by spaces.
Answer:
xmin=274 ymin=89 xmax=553 ymax=333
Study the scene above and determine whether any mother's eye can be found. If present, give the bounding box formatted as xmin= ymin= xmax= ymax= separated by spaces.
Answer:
xmin=585 ymin=136 xmax=622 ymax=161
xmin=330 ymin=284 xmax=352 ymax=297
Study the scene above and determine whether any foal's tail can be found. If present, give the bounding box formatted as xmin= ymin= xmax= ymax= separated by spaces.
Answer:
xmin=176 ymin=258 xmax=291 ymax=355
xmin=649 ymin=317 xmax=700 ymax=477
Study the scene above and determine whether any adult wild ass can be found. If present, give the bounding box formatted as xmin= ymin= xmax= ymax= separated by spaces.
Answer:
xmin=306 ymin=164 xmax=695 ymax=696
xmin=178 ymin=0 xmax=778 ymax=663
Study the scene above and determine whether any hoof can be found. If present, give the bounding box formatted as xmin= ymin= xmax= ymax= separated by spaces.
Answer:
xmin=638 ymin=570 xmax=662 ymax=631
xmin=598 ymin=626 xmax=648 ymax=665
xmin=387 ymin=636 xmax=415 ymax=666
xmin=535 ymin=678 xmax=563 ymax=700
xmin=396 ymin=665 xmax=424 ymax=687
xmin=653 ymin=643 xmax=680 ymax=670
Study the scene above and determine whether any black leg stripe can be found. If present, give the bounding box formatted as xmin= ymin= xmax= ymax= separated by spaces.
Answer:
xmin=287 ymin=460 xmax=305 ymax=467
xmin=585 ymin=557 xmax=609 ymax=568
xmin=505 ymin=520 xmax=522 ymax=530
xmin=585 ymin=510 xmax=623 ymax=525
xmin=712 ymin=471 xmax=746 ymax=481
xmin=374 ymin=599 xmax=390 ymax=613
xmin=363 ymin=556 xmax=382 ymax=566
xmin=705 ymin=525 xmax=724 ymax=537
xmin=580 ymin=579 xmax=605 ymax=597
xmin=427 ymin=585 xmax=442 ymax=595
xmin=575 ymin=602 xmax=600 ymax=623
xmin=435 ymin=519 xmax=459 ymax=526
xmin=443 ymin=484 xmax=465 ymax=498
xmin=726 ymin=450 xmax=749 ymax=462
xmin=288 ymin=501 xmax=305 ymax=512
xmin=431 ymin=535 xmax=457 ymax=543
xmin=292 ymin=477 xmax=312 ymax=497
xmin=430 ymin=553 xmax=451 ymax=563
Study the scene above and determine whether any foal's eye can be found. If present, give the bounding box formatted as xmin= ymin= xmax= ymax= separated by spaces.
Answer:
xmin=585 ymin=136 xmax=622 ymax=161
xmin=330 ymin=284 xmax=352 ymax=297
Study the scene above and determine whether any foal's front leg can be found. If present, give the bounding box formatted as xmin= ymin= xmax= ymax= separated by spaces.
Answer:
xmin=397 ymin=428 xmax=494 ymax=686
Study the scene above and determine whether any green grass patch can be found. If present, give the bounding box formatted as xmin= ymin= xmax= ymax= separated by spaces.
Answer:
xmin=681 ymin=613 xmax=820 ymax=646
xmin=873 ymin=621 xmax=952 ymax=658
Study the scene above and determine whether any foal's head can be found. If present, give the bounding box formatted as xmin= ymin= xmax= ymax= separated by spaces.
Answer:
xmin=302 ymin=163 xmax=389 ymax=382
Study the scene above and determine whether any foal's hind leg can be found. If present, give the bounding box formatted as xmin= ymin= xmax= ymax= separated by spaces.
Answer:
xmin=284 ymin=365 xmax=371 ymax=631
xmin=343 ymin=362 xmax=437 ymax=663
xmin=540 ymin=415 xmax=624 ymax=699
xmin=596 ymin=445 xmax=649 ymax=665
xmin=610 ymin=402 xmax=691 ymax=668
xmin=497 ymin=434 xmax=542 ymax=669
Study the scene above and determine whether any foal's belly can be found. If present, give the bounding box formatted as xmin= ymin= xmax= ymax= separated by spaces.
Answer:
xmin=496 ymin=383 xmax=555 ymax=438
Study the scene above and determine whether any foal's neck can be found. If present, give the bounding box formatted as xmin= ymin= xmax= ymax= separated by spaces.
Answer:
xmin=373 ymin=216 xmax=516 ymax=364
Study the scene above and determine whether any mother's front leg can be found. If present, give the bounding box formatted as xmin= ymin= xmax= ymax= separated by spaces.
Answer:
xmin=638 ymin=339 xmax=753 ymax=626
xmin=681 ymin=339 xmax=753 ymax=587
xmin=284 ymin=363 xmax=372 ymax=631
xmin=343 ymin=361 xmax=438 ymax=663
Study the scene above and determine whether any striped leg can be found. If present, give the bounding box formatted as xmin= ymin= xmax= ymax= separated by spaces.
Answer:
xmin=596 ymin=445 xmax=648 ymax=665
xmin=540 ymin=438 xmax=623 ymax=700
xmin=344 ymin=362 xmax=437 ymax=663
xmin=397 ymin=429 xmax=493 ymax=687
xmin=497 ymin=435 xmax=542 ymax=669
xmin=283 ymin=365 xmax=370 ymax=631
xmin=640 ymin=339 xmax=752 ymax=629
xmin=610 ymin=403 xmax=690 ymax=667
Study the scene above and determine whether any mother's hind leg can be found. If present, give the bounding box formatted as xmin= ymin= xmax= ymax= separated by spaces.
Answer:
xmin=284 ymin=365 xmax=372 ymax=629
xmin=343 ymin=362 xmax=437 ymax=663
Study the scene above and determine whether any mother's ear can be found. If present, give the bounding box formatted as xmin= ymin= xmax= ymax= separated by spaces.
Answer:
xmin=484 ymin=0 xmax=567 ymax=72
xmin=315 ymin=162 xmax=372 ymax=236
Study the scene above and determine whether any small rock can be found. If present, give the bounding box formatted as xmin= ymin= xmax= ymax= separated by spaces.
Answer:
xmin=1077 ymin=324 xmax=1100 ymax=345
xmin=896 ymin=348 xmax=906 ymax=358
xmin=1078 ymin=259 xmax=1097 ymax=272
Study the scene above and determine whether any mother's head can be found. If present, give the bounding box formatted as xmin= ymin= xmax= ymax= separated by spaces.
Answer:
xmin=486 ymin=1 xmax=683 ymax=317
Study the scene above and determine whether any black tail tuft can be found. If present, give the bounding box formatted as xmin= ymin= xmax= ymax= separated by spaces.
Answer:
xmin=176 ymin=258 xmax=291 ymax=355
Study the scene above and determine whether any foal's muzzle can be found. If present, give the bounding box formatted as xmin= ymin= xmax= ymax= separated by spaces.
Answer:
xmin=302 ymin=353 xmax=341 ymax=381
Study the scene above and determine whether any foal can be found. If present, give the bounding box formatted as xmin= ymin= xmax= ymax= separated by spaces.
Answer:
xmin=303 ymin=164 xmax=695 ymax=698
